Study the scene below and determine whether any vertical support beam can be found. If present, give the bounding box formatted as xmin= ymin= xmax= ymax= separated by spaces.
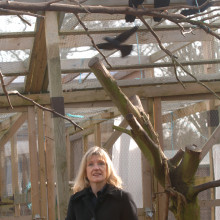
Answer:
xmin=11 ymin=133 xmax=20 ymax=216
xmin=0 ymin=146 xmax=5 ymax=198
xmin=94 ymin=123 xmax=101 ymax=147
xmin=27 ymin=106 xmax=41 ymax=218
xmin=154 ymin=97 xmax=168 ymax=220
xmin=206 ymin=101 xmax=219 ymax=220
xmin=83 ymin=135 xmax=88 ymax=154
xmin=66 ymin=128 xmax=71 ymax=181
xmin=141 ymin=98 xmax=154 ymax=220
xmin=44 ymin=110 xmax=56 ymax=220
xmin=37 ymin=109 xmax=47 ymax=220
xmin=45 ymin=11 xmax=69 ymax=220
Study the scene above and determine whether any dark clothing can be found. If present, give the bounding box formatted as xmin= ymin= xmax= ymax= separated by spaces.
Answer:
xmin=65 ymin=184 xmax=138 ymax=220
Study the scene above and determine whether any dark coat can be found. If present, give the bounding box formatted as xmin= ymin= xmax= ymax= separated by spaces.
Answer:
xmin=65 ymin=184 xmax=138 ymax=220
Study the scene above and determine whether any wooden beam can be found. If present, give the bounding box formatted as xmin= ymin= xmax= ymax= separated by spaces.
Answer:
xmin=4 ymin=57 xmax=220 ymax=76
xmin=25 ymin=18 xmax=48 ymax=93
xmin=103 ymin=118 xmax=128 ymax=150
xmin=45 ymin=11 xmax=69 ymax=220
xmin=1 ymin=74 xmax=220 ymax=108
xmin=60 ymin=28 xmax=213 ymax=49
xmin=27 ymin=106 xmax=41 ymax=218
xmin=0 ymin=113 xmax=22 ymax=133
xmin=37 ymin=108 xmax=47 ymax=220
xmin=162 ymin=101 xmax=209 ymax=123
xmin=0 ymin=112 xmax=27 ymax=147
xmin=68 ymin=107 xmax=121 ymax=135
xmin=10 ymin=133 xmax=20 ymax=216
xmin=94 ymin=123 xmax=101 ymax=147
xmin=0 ymin=216 xmax=32 ymax=220
xmin=1 ymin=24 xmax=219 ymax=51
xmin=44 ymin=110 xmax=56 ymax=220
xmin=200 ymin=124 xmax=220 ymax=160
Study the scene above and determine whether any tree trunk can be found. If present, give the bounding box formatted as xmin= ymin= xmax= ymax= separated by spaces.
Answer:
xmin=88 ymin=57 xmax=213 ymax=220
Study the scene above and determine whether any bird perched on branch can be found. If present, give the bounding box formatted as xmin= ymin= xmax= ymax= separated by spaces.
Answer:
xmin=153 ymin=0 xmax=170 ymax=22
xmin=125 ymin=0 xmax=144 ymax=23
xmin=180 ymin=0 xmax=212 ymax=16
xmin=96 ymin=26 xmax=139 ymax=58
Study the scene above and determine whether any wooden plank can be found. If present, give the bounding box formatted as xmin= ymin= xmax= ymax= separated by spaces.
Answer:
xmin=0 ymin=216 xmax=32 ymax=220
xmin=45 ymin=11 xmax=69 ymax=220
xmin=94 ymin=123 xmax=101 ymax=147
xmin=1 ymin=24 xmax=219 ymax=51
xmin=37 ymin=108 xmax=47 ymax=220
xmin=25 ymin=18 xmax=48 ymax=93
xmin=0 ymin=113 xmax=21 ymax=133
xmin=59 ymin=29 xmax=212 ymax=49
xmin=200 ymin=124 xmax=220 ymax=160
xmin=153 ymin=97 xmax=168 ymax=220
xmin=199 ymin=199 xmax=220 ymax=207
xmin=68 ymin=107 xmax=121 ymax=136
xmin=3 ymin=57 xmax=220 ymax=76
xmin=0 ymin=112 xmax=27 ymax=148
xmin=66 ymin=128 xmax=71 ymax=181
xmin=0 ymin=146 xmax=5 ymax=199
xmin=3 ymin=0 xmax=197 ymax=5
xmin=162 ymin=101 xmax=208 ymax=124
xmin=103 ymin=118 xmax=128 ymax=150
xmin=141 ymin=99 xmax=154 ymax=220
xmin=44 ymin=110 xmax=56 ymax=220
xmin=10 ymin=133 xmax=20 ymax=216
xmin=27 ymin=106 xmax=41 ymax=218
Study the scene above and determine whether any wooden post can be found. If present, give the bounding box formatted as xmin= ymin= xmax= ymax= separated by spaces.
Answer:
xmin=37 ymin=108 xmax=47 ymax=220
xmin=44 ymin=110 xmax=56 ymax=220
xmin=66 ymin=128 xmax=71 ymax=182
xmin=154 ymin=97 xmax=168 ymax=220
xmin=141 ymin=98 xmax=155 ymax=220
xmin=27 ymin=106 xmax=41 ymax=218
xmin=11 ymin=133 xmax=20 ymax=216
xmin=0 ymin=146 xmax=5 ymax=199
xmin=45 ymin=11 xmax=69 ymax=220
xmin=83 ymin=135 xmax=88 ymax=154
xmin=94 ymin=123 xmax=101 ymax=147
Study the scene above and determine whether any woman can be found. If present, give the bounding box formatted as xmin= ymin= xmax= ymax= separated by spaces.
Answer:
xmin=65 ymin=146 xmax=139 ymax=220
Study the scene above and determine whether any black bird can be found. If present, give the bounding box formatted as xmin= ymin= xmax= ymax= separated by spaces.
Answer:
xmin=180 ymin=0 xmax=212 ymax=16
xmin=125 ymin=0 xmax=144 ymax=23
xmin=96 ymin=26 xmax=139 ymax=58
xmin=153 ymin=0 xmax=170 ymax=22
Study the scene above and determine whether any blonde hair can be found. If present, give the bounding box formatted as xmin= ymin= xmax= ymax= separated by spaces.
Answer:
xmin=73 ymin=146 xmax=122 ymax=193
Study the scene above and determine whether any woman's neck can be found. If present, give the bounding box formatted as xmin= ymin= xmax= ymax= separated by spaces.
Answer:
xmin=90 ymin=182 xmax=106 ymax=197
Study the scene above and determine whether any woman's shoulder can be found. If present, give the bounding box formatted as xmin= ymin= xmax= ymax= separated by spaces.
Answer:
xmin=70 ymin=187 xmax=88 ymax=201
xmin=106 ymin=184 xmax=132 ymax=199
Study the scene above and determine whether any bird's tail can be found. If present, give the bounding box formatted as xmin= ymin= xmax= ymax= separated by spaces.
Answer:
xmin=120 ymin=45 xmax=133 ymax=57
xmin=125 ymin=14 xmax=136 ymax=23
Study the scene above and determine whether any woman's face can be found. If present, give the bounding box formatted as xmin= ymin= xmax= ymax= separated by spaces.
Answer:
xmin=86 ymin=154 xmax=107 ymax=186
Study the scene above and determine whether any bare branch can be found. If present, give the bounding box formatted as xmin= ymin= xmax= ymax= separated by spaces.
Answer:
xmin=193 ymin=179 xmax=220 ymax=196
xmin=168 ymin=148 xmax=185 ymax=167
xmin=17 ymin=15 xmax=31 ymax=26
xmin=0 ymin=71 xmax=13 ymax=109
xmin=0 ymin=8 xmax=44 ymax=18
xmin=139 ymin=16 xmax=220 ymax=100
xmin=74 ymin=13 xmax=112 ymax=69
xmin=8 ymin=90 xmax=83 ymax=131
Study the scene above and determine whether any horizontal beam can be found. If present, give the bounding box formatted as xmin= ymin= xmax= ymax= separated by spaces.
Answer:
xmin=1 ymin=73 xmax=220 ymax=108
xmin=1 ymin=24 xmax=219 ymax=51
xmin=2 ymin=58 xmax=220 ymax=76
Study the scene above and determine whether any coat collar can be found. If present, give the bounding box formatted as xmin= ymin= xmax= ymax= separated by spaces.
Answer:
xmin=71 ymin=184 xmax=122 ymax=201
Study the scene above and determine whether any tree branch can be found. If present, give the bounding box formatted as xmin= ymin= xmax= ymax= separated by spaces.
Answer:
xmin=168 ymin=148 xmax=185 ymax=167
xmin=8 ymin=90 xmax=83 ymax=131
xmin=193 ymin=179 xmax=220 ymax=196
